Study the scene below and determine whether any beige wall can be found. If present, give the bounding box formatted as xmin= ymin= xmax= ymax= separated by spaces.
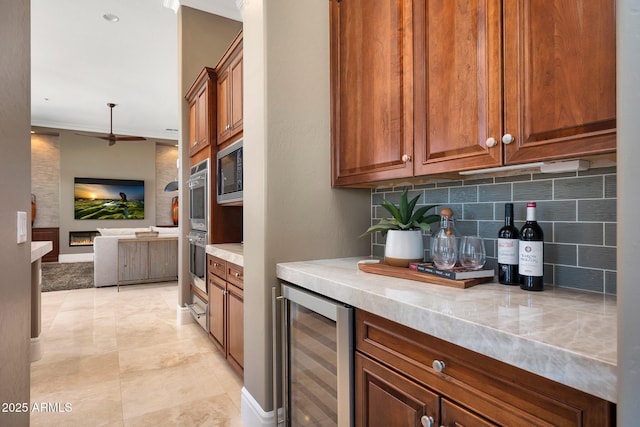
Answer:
xmin=243 ymin=0 xmax=371 ymax=412
xmin=0 ymin=1 xmax=32 ymax=425
xmin=617 ymin=0 xmax=640 ymax=421
xmin=177 ymin=7 xmax=242 ymax=306
xmin=60 ymin=131 xmax=157 ymax=252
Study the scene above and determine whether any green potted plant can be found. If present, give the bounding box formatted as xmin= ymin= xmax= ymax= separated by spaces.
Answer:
xmin=361 ymin=188 xmax=440 ymax=267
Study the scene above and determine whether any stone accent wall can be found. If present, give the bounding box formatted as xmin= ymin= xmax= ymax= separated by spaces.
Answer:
xmin=31 ymin=134 xmax=60 ymax=228
xmin=369 ymin=167 xmax=617 ymax=295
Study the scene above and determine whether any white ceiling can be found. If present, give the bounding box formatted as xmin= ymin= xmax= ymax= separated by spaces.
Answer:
xmin=30 ymin=0 xmax=241 ymax=141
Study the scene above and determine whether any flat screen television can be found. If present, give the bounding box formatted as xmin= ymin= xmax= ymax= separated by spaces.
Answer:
xmin=74 ymin=178 xmax=145 ymax=220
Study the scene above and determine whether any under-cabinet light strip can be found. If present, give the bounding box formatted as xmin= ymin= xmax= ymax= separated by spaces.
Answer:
xmin=459 ymin=160 xmax=590 ymax=175
xmin=458 ymin=162 xmax=544 ymax=175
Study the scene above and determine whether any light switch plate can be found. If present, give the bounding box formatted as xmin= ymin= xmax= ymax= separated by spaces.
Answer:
xmin=17 ymin=211 xmax=27 ymax=244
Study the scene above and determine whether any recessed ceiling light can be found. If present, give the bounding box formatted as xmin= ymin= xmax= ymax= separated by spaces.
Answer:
xmin=103 ymin=13 xmax=120 ymax=23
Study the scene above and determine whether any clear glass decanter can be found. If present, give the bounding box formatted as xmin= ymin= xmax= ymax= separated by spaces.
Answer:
xmin=430 ymin=207 xmax=459 ymax=269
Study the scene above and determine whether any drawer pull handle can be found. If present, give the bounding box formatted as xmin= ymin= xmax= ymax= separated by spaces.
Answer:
xmin=421 ymin=415 xmax=435 ymax=427
xmin=234 ymin=272 xmax=240 ymax=278
xmin=432 ymin=359 xmax=446 ymax=372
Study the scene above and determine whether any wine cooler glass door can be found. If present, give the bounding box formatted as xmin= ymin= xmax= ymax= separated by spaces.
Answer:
xmin=281 ymin=284 xmax=353 ymax=427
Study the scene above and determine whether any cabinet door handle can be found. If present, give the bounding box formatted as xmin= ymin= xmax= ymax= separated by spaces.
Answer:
xmin=432 ymin=359 xmax=446 ymax=372
xmin=502 ymin=133 xmax=515 ymax=144
xmin=401 ymin=154 xmax=412 ymax=163
xmin=485 ymin=137 xmax=498 ymax=148
xmin=421 ymin=415 xmax=435 ymax=427
xmin=234 ymin=272 xmax=240 ymax=278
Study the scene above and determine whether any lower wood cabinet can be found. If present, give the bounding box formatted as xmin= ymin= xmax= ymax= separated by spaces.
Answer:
xmin=32 ymin=227 xmax=59 ymax=262
xmin=355 ymin=309 xmax=615 ymax=427
xmin=117 ymin=237 xmax=178 ymax=287
xmin=207 ymin=254 xmax=244 ymax=376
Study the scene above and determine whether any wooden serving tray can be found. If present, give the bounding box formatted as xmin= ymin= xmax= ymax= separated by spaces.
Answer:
xmin=358 ymin=262 xmax=493 ymax=289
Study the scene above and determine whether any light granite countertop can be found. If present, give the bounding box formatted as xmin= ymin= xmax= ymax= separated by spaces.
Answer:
xmin=31 ymin=241 xmax=53 ymax=263
xmin=276 ymin=257 xmax=617 ymax=403
xmin=206 ymin=243 xmax=244 ymax=267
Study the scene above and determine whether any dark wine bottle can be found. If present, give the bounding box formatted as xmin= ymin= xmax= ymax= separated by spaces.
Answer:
xmin=498 ymin=203 xmax=519 ymax=285
xmin=519 ymin=202 xmax=544 ymax=291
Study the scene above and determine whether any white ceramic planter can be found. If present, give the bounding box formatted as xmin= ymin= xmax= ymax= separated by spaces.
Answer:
xmin=384 ymin=229 xmax=424 ymax=267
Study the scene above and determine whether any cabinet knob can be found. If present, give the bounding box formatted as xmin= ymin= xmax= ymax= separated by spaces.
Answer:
xmin=421 ymin=415 xmax=435 ymax=427
xmin=235 ymin=272 xmax=240 ymax=278
xmin=401 ymin=154 xmax=412 ymax=163
xmin=432 ymin=359 xmax=446 ymax=372
xmin=485 ymin=137 xmax=498 ymax=148
xmin=502 ymin=133 xmax=515 ymax=144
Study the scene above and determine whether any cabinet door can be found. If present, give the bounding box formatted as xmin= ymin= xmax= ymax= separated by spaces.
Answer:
xmin=226 ymin=282 xmax=244 ymax=373
xmin=189 ymin=83 xmax=210 ymax=156
xmin=32 ymin=227 xmax=59 ymax=262
xmin=217 ymin=67 xmax=231 ymax=144
xmin=413 ymin=0 xmax=503 ymax=175
xmin=148 ymin=239 xmax=177 ymax=280
xmin=330 ymin=0 xmax=415 ymax=186
xmin=188 ymin=101 xmax=197 ymax=152
xmin=118 ymin=241 xmax=148 ymax=283
xmin=356 ymin=352 xmax=439 ymax=427
xmin=195 ymin=85 xmax=209 ymax=148
xmin=229 ymin=50 xmax=243 ymax=138
xmin=503 ymin=0 xmax=616 ymax=164
xmin=186 ymin=67 xmax=215 ymax=158
xmin=208 ymin=274 xmax=226 ymax=350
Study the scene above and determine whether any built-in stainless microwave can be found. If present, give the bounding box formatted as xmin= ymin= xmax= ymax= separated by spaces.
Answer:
xmin=217 ymin=138 xmax=243 ymax=204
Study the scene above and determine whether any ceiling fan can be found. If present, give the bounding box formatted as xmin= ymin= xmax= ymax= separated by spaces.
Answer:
xmin=75 ymin=103 xmax=146 ymax=146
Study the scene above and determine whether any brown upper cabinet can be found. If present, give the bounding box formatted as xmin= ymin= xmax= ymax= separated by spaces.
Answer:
xmin=216 ymin=30 xmax=243 ymax=146
xmin=330 ymin=0 xmax=616 ymax=186
xmin=185 ymin=67 xmax=216 ymax=158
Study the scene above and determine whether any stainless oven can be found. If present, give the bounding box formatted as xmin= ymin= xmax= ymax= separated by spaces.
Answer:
xmin=188 ymin=230 xmax=208 ymax=332
xmin=188 ymin=230 xmax=207 ymax=295
xmin=188 ymin=159 xmax=208 ymax=232
xmin=275 ymin=283 xmax=354 ymax=427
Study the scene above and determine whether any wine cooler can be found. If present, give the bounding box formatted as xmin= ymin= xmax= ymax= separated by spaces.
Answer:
xmin=276 ymin=283 xmax=354 ymax=427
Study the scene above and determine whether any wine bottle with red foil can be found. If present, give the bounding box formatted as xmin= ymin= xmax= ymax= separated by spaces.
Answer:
xmin=519 ymin=202 xmax=544 ymax=291
xmin=498 ymin=203 xmax=519 ymax=285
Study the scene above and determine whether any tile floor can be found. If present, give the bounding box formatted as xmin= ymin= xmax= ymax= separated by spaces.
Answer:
xmin=30 ymin=282 xmax=244 ymax=426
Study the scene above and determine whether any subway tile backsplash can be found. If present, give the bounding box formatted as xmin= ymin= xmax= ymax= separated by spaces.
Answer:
xmin=369 ymin=167 xmax=617 ymax=295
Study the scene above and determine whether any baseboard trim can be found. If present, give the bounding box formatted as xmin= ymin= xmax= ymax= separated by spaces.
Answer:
xmin=241 ymin=387 xmax=277 ymax=427
xmin=58 ymin=253 xmax=93 ymax=263
xmin=30 ymin=334 xmax=43 ymax=362
xmin=176 ymin=304 xmax=193 ymax=325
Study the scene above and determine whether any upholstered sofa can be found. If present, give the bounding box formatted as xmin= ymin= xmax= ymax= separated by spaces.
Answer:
xmin=93 ymin=226 xmax=179 ymax=287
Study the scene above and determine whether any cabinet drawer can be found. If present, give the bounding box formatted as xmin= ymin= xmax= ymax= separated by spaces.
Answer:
xmin=356 ymin=309 xmax=614 ymax=427
xmin=208 ymin=255 xmax=226 ymax=280
xmin=226 ymin=262 xmax=243 ymax=289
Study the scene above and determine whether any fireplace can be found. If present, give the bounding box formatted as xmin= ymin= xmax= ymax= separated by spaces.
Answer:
xmin=69 ymin=231 xmax=99 ymax=247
